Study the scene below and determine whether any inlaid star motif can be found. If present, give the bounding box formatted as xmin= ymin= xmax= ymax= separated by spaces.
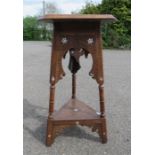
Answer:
xmin=61 ymin=37 xmax=68 ymax=44
xmin=87 ymin=38 xmax=94 ymax=44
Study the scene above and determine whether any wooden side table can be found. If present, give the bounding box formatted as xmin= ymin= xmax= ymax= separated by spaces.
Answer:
xmin=39 ymin=14 xmax=116 ymax=146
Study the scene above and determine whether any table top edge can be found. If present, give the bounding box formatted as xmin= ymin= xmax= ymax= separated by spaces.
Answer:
xmin=38 ymin=14 xmax=117 ymax=22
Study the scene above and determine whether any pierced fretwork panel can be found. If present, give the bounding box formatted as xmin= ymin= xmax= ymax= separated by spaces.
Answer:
xmin=50 ymin=34 xmax=104 ymax=85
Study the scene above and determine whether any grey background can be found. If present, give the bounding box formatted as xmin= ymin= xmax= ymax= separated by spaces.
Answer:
xmin=24 ymin=41 xmax=131 ymax=155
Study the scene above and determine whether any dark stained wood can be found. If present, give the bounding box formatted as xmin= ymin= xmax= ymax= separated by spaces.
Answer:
xmin=72 ymin=74 xmax=76 ymax=99
xmin=40 ymin=14 xmax=116 ymax=146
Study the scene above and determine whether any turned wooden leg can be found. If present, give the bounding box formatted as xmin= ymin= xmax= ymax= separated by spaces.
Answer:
xmin=99 ymin=84 xmax=105 ymax=117
xmin=72 ymin=74 xmax=76 ymax=99
xmin=49 ymin=77 xmax=55 ymax=114
xmin=46 ymin=77 xmax=55 ymax=146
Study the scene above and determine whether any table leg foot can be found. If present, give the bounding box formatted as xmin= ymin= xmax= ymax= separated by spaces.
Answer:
xmin=46 ymin=119 xmax=54 ymax=146
xmin=98 ymin=119 xmax=107 ymax=143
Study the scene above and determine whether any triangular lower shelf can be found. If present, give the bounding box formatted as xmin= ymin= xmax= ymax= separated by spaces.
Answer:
xmin=52 ymin=98 xmax=100 ymax=121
